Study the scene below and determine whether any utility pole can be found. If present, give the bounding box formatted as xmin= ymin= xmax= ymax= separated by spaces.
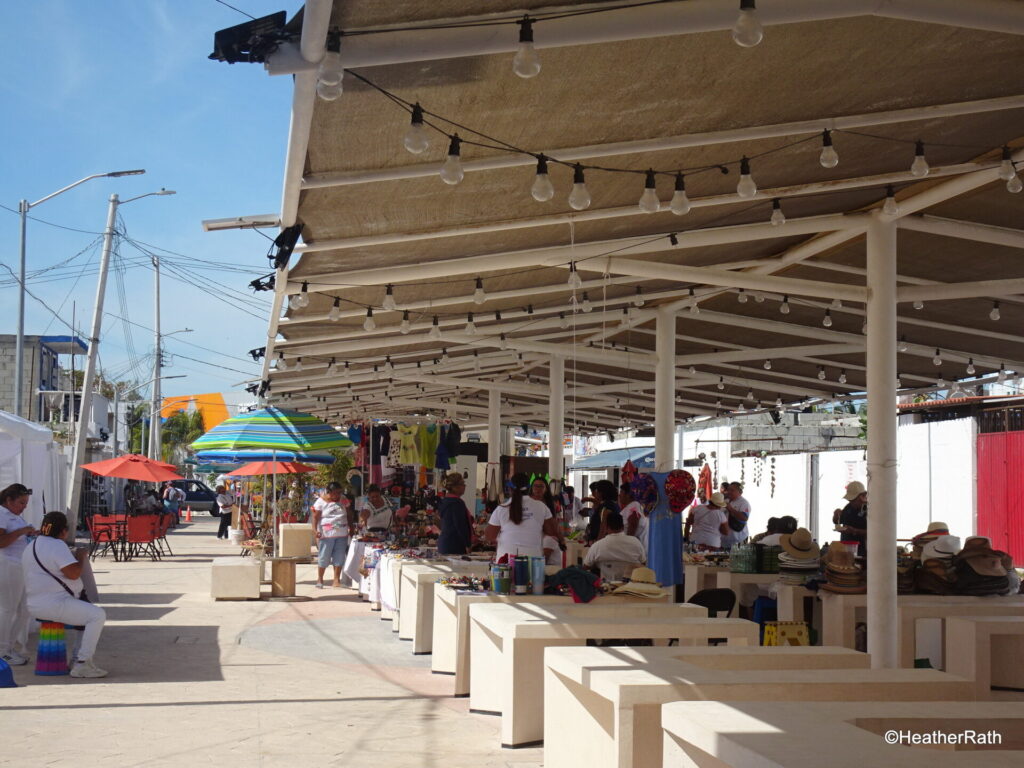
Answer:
xmin=150 ymin=254 xmax=162 ymax=460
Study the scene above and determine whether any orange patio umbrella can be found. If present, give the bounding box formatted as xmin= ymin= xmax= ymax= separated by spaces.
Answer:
xmin=226 ymin=461 xmax=318 ymax=476
xmin=80 ymin=454 xmax=184 ymax=482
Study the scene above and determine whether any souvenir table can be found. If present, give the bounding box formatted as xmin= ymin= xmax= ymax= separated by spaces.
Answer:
xmin=397 ymin=560 xmax=492 ymax=653
xmin=660 ymin=701 xmax=1024 ymax=768
xmin=341 ymin=537 xmax=370 ymax=587
xmin=467 ymin=602 xmax=751 ymax=748
xmin=544 ymin=645 xmax=973 ymax=768
xmin=945 ymin=615 xmax=1024 ymax=698
xmin=714 ymin=571 xmax=781 ymax=607
xmin=432 ymin=588 xmax=671 ymax=696
xmin=682 ymin=563 xmax=729 ymax=601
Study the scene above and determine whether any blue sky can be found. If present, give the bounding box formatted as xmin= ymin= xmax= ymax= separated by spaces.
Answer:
xmin=0 ymin=0 xmax=298 ymax=398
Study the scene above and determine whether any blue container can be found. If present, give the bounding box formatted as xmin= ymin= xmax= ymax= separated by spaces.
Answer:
xmin=512 ymin=555 xmax=530 ymax=594
xmin=530 ymin=556 xmax=546 ymax=595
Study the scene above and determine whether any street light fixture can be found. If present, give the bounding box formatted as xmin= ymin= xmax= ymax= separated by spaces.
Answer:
xmin=14 ymin=169 xmax=145 ymax=417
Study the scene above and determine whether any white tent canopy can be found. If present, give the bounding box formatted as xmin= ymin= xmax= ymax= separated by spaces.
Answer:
xmin=0 ymin=410 xmax=67 ymax=528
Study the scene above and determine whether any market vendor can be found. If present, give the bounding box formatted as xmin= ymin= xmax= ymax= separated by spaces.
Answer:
xmin=485 ymin=472 xmax=559 ymax=561
xmin=833 ymin=480 xmax=867 ymax=553
xmin=437 ymin=473 xmax=473 ymax=555
xmin=359 ymin=484 xmax=395 ymax=533
xmin=721 ymin=481 xmax=752 ymax=547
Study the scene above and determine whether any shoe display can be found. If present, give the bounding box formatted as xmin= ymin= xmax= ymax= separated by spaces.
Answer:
xmin=69 ymin=659 xmax=108 ymax=678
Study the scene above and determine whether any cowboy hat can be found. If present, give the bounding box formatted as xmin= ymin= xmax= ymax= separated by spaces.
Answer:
xmin=708 ymin=491 xmax=726 ymax=507
xmin=780 ymin=528 xmax=821 ymax=560
xmin=824 ymin=544 xmax=856 ymax=569
xmin=920 ymin=535 xmax=961 ymax=562
xmin=611 ymin=566 xmax=670 ymax=598
xmin=843 ymin=481 xmax=867 ymax=501
xmin=912 ymin=521 xmax=949 ymax=542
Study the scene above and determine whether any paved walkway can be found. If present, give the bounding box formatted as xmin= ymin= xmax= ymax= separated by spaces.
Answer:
xmin=4 ymin=517 xmax=542 ymax=767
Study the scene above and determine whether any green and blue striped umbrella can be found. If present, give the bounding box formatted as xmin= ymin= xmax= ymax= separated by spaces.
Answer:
xmin=189 ymin=408 xmax=351 ymax=454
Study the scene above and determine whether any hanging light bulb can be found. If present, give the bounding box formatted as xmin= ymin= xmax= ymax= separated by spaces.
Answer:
xmin=559 ymin=312 xmax=569 ymax=329
xmin=531 ymin=154 xmax=555 ymax=202
xmin=668 ymin=172 xmax=691 ymax=216
xmin=822 ymin=308 xmax=833 ymax=327
xmin=913 ymin=299 xmax=924 ymax=310
xmin=996 ymin=145 xmax=1016 ymax=180
xmin=937 ymin=374 xmax=947 ymax=389
xmin=736 ymin=156 xmax=757 ymax=198
xmin=990 ymin=301 xmax=1001 ymax=321
xmin=471 ymin=277 xmax=486 ymax=305
xmin=580 ymin=292 xmax=593 ymax=313
xmin=512 ymin=16 xmax=541 ymax=78
xmin=933 ymin=348 xmax=943 ymax=366
xmin=294 ymin=357 xmax=304 ymax=372
xmin=403 ymin=103 xmax=430 ymax=154
xmin=362 ymin=308 xmax=376 ymax=332
xmin=688 ymin=366 xmax=697 ymax=375
xmin=737 ymin=288 xmax=748 ymax=304
xmin=384 ymin=356 xmax=394 ymax=373
xmin=997 ymin=365 xmax=1006 ymax=383
xmin=289 ymin=281 xmax=310 ymax=310
xmin=819 ymin=129 xmax=839 ymax=168
xmin=861 ymin=319 xmax=867 ymax=335
xmin=967 ymin=358 xmax=976 ymax=375
xmin=746 ymin=388 xmax=754 ymax=402
xmin=838 ymin=370 xmax=848 ymax=384
xmin=638 ymin=169 xmax=660 ymax=213
xmin=775 ymin=396 xmax=783 ymax=408
xmin=737 ymin=401 xmax=746 ymax=413
xmin=316 ymin=31 xmax=344 ymax=101
xmin=688 ymin=287 xmax=700 ymax=315
xmin=779 ymin=295 xmax=790 ymax=314
xmin=910 ymin=140 xmax=930 ymax=177
xmin=428 ymin=315 xmax=441 ymax=339
xmin=717 ymin=376 xmax=725 ymax=390
xmin=382 ymin=284 xmax=397 ymax=311
xmin=770 ymin=198 xmax=785 ymax=226
xmin=399 ymin=310 xmax=411 ymax=335
xmin=716 ymin=398 xmax=723 ymax=409
xmin=276 ymin=352 xmax=287 ymax=371
xmin=898 ymin=335 xmax=908 ymax=353
xmin=567 ymin=262 xmax=583 ymax=290
xmin=896 ymin=373 xmax=902 ymax=388
xmin=632 ymin=286 xmax=645 ymax=307
xmin=817 ymin=367 xmax=826 ymax=381
xmin=499 ymin=333 xmax=509 ymax=350
xmin=618 ymin=306 xmax=630 ymax=329
xmin=732 ymin=0 xmax=764 ymax=47
xmin=465 ymin=312 xmax=476 ymax=335
xmin=763 ymin=359 xmax=772 ymax=370
xmin=439 ymin=134 xmax=464 ymax=185
xmin=753 ymin=291 xmax=765 ymax=303
xmin=568 ymin=164 xmax=591 ymax=210
xmin=1008 ymin=173 xmax=1023 ymax=194
xmin=473 ymin=350 xmax=481 ymax=371
xmin=883 ymin=184 xmax=899 ymax=216
xmin=328 ymin=297 xmax=342 ymax=322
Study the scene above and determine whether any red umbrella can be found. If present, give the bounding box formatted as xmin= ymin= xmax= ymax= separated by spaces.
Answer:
xmin=226 ymin=460 xmax=318 ymax=476
xmin=80 ymin=454 xmax=184 ymax=482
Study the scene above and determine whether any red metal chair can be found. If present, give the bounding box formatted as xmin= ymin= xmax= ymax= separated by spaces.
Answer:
xmin=88 ymin=514 xmax=124 ymax=561
xmin=154 ymin=513 xmax=174 ymax=557
xmin=125 ymin=515 xmax=161 ymax=561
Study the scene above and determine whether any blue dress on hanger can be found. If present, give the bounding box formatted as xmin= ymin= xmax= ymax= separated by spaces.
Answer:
xmin=646 ymin=471 xmax=683 ymax=587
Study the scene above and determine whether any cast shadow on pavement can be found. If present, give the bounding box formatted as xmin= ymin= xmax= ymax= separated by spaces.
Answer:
xmin=102 ymin=605 xmax=178 ymax=622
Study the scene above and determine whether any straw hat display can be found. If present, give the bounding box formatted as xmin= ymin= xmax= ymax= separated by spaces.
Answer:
xmin=611 ymin=566 xmax=670 ymax=598
xmin=920 ymin=535 xmax=961 ymax=563
xmin=820 ymin=543 xmax=865 ymax=593
xmin=910 ymin=521 xmax=950 ymax=557
xmin=777 ymin=528 xmax=821 ymax=585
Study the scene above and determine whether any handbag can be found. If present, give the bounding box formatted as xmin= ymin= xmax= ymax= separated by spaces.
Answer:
xmin=32 ymin=540 xmax=88 ymax=602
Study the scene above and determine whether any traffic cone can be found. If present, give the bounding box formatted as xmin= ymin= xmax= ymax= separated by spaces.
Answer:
xmin=185 ymin=506 xmax=193 ymax=522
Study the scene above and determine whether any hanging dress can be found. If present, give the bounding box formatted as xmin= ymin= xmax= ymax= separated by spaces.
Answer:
xmin=418 ymin=423 xmax=440 ymax=470
xmin=646 ymin=471 xmax=684 ymax=587
xmin=398 ymin=424 xmax=418 ymax=465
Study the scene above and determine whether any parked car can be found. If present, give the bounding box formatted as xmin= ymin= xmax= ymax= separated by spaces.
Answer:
xmin=170 ymin=479 xmax=218 ymax=512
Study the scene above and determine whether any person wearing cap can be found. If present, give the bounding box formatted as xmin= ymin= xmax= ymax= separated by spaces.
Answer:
xmin=0 ymin=483 xmax=37 ymax=667
xmin=684 ymin=492 xmax=729 ymax=550
xmin=833 ymin=481 xmax=868 ymax=553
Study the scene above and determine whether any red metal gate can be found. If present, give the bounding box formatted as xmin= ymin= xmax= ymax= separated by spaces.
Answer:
xmin=976 ymin=431 xmax=1024 ymax=563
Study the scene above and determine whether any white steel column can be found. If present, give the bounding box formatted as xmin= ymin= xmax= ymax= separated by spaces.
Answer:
xmin=655 ymin=307 xmax=676 ymax=471
xmin=549 ymin=355 xmax=565 ymax=480
xmin=865 ymin=214 xmax=899 ymax=669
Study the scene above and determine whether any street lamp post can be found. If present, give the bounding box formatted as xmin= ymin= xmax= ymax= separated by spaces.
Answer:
xmin=66 ymin=188 xmax=175 ymax=536
xmin=14 ymin=169 xmax=145 ymax=418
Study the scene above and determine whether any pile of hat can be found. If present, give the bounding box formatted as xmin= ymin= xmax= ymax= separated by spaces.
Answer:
xmin=953 ymin=536 xmax=1013 ymax=596
xmin=820 ymin=544 xmax=865 ymax=593
xmin=913 ymin=534 xmax=961 ymax=594
xmin=777 ymin=528 xmax=821 ymax=585
xmin=911 ymin=521 xmax=950 ymax=559
xmin=611 ymin=566 xmax=671 ymax=599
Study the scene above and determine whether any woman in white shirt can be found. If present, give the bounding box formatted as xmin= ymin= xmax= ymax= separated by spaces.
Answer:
xmin=485 ymin=473 xmax=560 ymax=561
xmin=619 ymin=483 xmax=649 ymax=553
xmin=684 ymin=492 xmax=729 ymax=549
xmin=0 ymin=483 xmax=36 ymax=667
xmin=215 ymin=485 xmax=235 ymax=540
xmin=23 ymin=511 xmax=107 ymax=678
xmin=359 ymin=485 xmax=394 ymax=533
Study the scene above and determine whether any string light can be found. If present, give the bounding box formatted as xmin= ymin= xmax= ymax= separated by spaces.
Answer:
xmin=883 ymin=184 xmax=899 ymax=215
xmin=1009 ymin=172 xmax=1023 ymax=194
xmin=289 ymin=281 xmax=310 ymax=310
xmin=688 ymin=366 xmax=697 ymax=375
xmin=513 ymin=16 xmax=541 ymax=78
xmin=822 ymin=308 xmax=833 ymax=327
xmin=568 ymin=164 xmax=591 ymax=210
xmin=567 ymin=262 xmax=583 ymax=290
xmin=732 ymin=0 xmax=764 ymax=47
xmin=937 ymin=373 xmax=947 ymax=388
xmin=363 ymin=308 xmax=376 ymax=332
xmin=499 ymin=333 xmax=509 ymax=350
xmin=639 ymin=169 xmax=660 ymax=213
xmin=913 ymin=299 xmax=925 ymax=310
xmin=775 ymin=396 xmax=783 ymax=408
xmin=967 ymin=358 xmax=976 ymax=375
xmin=580 ymin=291 xmax=593 ymax=312
xmin=382 ymin=284 xmax=397 ymax=311
xmin=861 ymin=319 xmax=867 ymax=335
xmin=316 ymin=30 xmax=343 ymax=101
xmin=736 ymin=156 xmax=757 ymax=198
xmin=465 ymin=312 xmax=477 ymax=335
xmin=737 ymin=288 xmax=748 ymax=304
xmin=990 ymin=301 xmax=1001 ymax=321
xmin=910 ymin=140 xmax=930 ymax=177
xmin=896 ymin=372 xmax=902 ymax=388
xmin=384 ymin=356 xmax=394 ymax=373
xmin=559 ymin=312 xmax=569 ymax=329
xmin=688 ymin=287 xmax=700 ymax=315
xmin=328 ymin=297 xmax=341 ymax=321
xmin=819 ymin=129 xmax=839 ymax=168
xmin=473 ymin=350 xmax=481 ymax=371
xmin=746 ymin=388 xmax=754 ymax=402
xmin=817 ymin=366 xmax=826 ymax=380
xmin=403 ymin=103 xmax=429 ymax=154
xmin=531 ymin=154 xmax=555 ymax=201
xmin=294 ymin=357 xmax=304 ymax=372
xmin=618 ymin=306 xmax=630 ymax=329
xmin=753 ymin=291 xmax=765 ymax=303
xmin=898 ymin=335 xmax=908 ymax=353
xmin=429 ymin=315 xmax=441 ymax=339
xmin=632 ymin=286 xmax=645 ymax=307
xmin=400 ymin=310 xmax=411 ymax=334
xmin=440 ymin=135 xmax=464 ymax=185
xmin=770 ymin=198 xmax=785 ymax=226
xmin=276 ymin=351 xmax=287 ymax=371
xmin=763 ymin=359 xmax=772 ymax=370
xmin=473 ymin=277 xmax=486 ymax=304
xmin=670 ymin=173 xmax=691 ymax=215
xmin=997 ymin=365 xmax=1006 ymax=383
xmin=717 ymin=376 xmax=725 ymax=390
xmin=933 ymin=348 xmax=943 ymax=366
xmin=838 ymin=370 xmax=848 ymax=384
xmin=779 ymin=295 xmax=790 ymax=314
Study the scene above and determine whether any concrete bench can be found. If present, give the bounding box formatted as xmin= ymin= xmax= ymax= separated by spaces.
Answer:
xmin=661 ymin=701 xmax=1024 ymax=768
xmin=397 ymin=561 xmax=491 ymax=653
xmin=945 ymin=615 xmax=1024 ymax=698
xmin=468 ymin=602 xmax=748 ymax=748
xmin=210 ymin=558 xmax=261 ymax=600
xmin=898 ymin=600 xmax=1024 ymax=669
xmin=544 ymin=645 xmax=973 ymax=768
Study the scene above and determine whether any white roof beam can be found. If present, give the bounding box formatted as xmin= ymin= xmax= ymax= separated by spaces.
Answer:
xmin=899 ymin=214 xmax=1024 ymax=250
xmin=899 ymin=278 xmax=1024 ymax=303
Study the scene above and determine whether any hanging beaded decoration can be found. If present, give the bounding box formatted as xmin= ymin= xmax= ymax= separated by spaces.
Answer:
xmin=770 ymin=456 xmax=777 ymax=498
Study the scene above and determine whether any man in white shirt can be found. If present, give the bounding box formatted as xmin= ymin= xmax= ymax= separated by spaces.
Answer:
xmin=583 ymin=512 xmax=646 ymax=578
xmin=721 ymin=482 xmax=752 ymax=548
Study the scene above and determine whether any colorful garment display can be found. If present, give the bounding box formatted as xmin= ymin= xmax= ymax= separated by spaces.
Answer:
xmin=418 ymin=423 xmax=439 ymax=469
xmin=646 ymin=471 xmax=684 ymax=587
xmin=398 ymin=425 xmax=418 ymax=465
xmin=664 ymin=469 xmax=696 ymax=514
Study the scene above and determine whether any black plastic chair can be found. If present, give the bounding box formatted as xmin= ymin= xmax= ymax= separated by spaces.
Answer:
xmin=687 ymin=588 xmax=737 ymax=618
